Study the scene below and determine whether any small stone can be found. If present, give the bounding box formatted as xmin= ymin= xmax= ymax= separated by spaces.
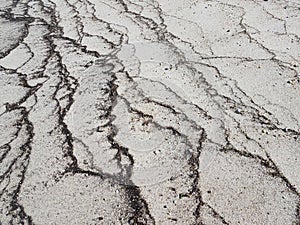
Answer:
xmin=235 ymin=108 xmax=242 ymax=114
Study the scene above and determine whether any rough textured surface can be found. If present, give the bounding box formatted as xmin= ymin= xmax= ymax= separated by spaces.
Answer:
xmin=0 ymin=0 xmax=299 ymax=224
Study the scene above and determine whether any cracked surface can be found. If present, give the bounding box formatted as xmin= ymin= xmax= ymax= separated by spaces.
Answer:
xmin=0 ymin=0 xmax=299 ymax=224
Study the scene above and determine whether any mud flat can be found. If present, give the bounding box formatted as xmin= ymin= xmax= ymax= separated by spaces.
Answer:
xmin=0 ymin=0 xmax=299 ymax=224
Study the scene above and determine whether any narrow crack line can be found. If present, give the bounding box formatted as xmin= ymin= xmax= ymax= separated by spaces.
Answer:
xmin=0 ymin=105 xmax=35 ymax=224
xmin=49 ymin=49 xmax=105 ymax=178
xmin=61 ymin=0 xmax=124 ymax=48
xmin=218 ymin=1 xmax=299 ymax=75
xmin=191 ymin=134 xmax=206 ymax=224
xmin=0 ymin=12 xmax=33 ymax=59
xmin=116 ymin=69 xmax=206 ymax=224
xmin=192 ymin=60 xmax=300 ymax=137
xmin=8 ymin=109 xmax=35 ymax=225
xmin=104 ymin=68 xmax=157 ymax=225
xmin=265 ymin=153 xmax=300 ymax=197
xmin=125 ymin=1 xmax=300 ymax=204
xmin=107 ymin=2 xmax=300 ymax=222
xmin=203 ymin=202 xmax=230 ymax=225
xmin=220 ymin=146 xmax=300 ymax=197
xmin=46 ymin=2 xmax=157 ymax=222
xmin=133 ymin=75 xmax=211 ymax=118
xmin=47 ymin=3 xmax=156 ymax=219
xmin=113 ymin=0 xmax=294 ymax=139
xmin=120 ymin=96 xmax=197 ymax=150
xmin=146 ymin=1 xmax=298 ymax=134
xmin=250 ymin=0 xmax=289 ymax=35
xmin=63 ymin=0 xmax=84 ymax=42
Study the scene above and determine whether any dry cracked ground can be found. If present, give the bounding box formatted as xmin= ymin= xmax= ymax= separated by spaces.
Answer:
xmin=0 ymin=0 xmax=300 ymax=224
